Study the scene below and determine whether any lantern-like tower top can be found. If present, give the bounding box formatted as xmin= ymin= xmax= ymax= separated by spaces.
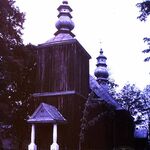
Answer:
xmin=54 ymin=0 xmax=75 ymax=40
xmin=94 ymin=48 xmax=109 ymax=85
xmin=40 ymin=0 xmax=76 ymax=44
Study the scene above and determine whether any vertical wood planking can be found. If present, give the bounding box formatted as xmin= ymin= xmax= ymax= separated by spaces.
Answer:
xmin=36 ymin=41 xmax=90 ymax=98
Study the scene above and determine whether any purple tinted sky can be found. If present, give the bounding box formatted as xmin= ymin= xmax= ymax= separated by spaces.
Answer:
xmin=16 ymin=0 xmax=150 ymax=89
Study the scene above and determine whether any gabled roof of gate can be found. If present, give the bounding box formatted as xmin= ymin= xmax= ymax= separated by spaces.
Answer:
xmin=27 ymin=103 xmax=66 ymax=124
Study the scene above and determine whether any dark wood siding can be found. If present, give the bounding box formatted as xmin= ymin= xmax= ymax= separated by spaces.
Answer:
xmin=36 ymin=41 xmax=90 ymax=98
xmin=34 ymin=40 xmax=90 ymax=150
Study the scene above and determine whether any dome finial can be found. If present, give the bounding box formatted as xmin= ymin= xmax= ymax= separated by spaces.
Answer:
xmin=54 ymin=0 xmax=75 ymax=38
xmin=100 ymin=48 xmax=103 ymax=54
xmin=63 ymin=0 xmax=68 ymax=4
xmin=94 ymin=47 xmax=109 ymax=85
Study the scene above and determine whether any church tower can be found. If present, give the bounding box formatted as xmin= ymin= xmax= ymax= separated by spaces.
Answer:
xmin=34 ymin=1 xmax=91 ymax=149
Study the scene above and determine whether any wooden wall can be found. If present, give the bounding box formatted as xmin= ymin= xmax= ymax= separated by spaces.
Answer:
xmin=34 ymin=39 xmax=91 ymax=150
xmin=36 ymin=40 xmax=90 ymax=98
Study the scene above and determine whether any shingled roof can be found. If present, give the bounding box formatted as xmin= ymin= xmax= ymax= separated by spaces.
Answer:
xmin=27 ymin=103 xmax=66 ymax=124
xmin=89 ymin=75 xmax=122 ymax=110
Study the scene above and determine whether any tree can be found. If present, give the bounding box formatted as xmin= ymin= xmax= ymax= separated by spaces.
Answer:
xmin=0 ymin=0 xmax=25 ymax=51
xmin=137 ymin=1 xmax=150 ymax=62
xmin=114 ymin=82 xmax=150 ymax=145
xmin=142 ymin=85 xmax=150 ymax=136
xmin=0 ymin=0 xmax=24 ymax=119
xmin=0 ymin=0 xmax=25 ymax=97
xmin=0 ymin=1 xmax=36 ymax=148
xmin=0 ymin=0 xmax=25 ymax=96
xmin=107 ymin=78 xmax=119 ymax=97
xmin=115 ymin=84 xmax=145 ymax=125
xmin=142 ymin=85 xmax=150 ymax=115
xmin=137 ymin=1 xmax=150 ymax=21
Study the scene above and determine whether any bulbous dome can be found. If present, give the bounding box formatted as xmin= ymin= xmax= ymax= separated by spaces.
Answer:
xmin=54 ymin=0 xmax=75 ymax=37
xmin=55 ymin=16 xmax=75 ymax=31
xmin=94 ymin=67 xmax=109 ymax=79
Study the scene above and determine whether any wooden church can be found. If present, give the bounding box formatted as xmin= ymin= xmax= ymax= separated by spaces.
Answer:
xmin=27 ymin=1 xmax=135 ymax=150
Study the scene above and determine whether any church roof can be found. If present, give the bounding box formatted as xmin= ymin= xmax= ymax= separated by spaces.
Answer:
xmin=45 ymin=33 xmax=74 ymax=43
xmin=27 ymin=103 xmax=66 ymax=124
xmin=89 ymin=75 xmax=122 ymax=110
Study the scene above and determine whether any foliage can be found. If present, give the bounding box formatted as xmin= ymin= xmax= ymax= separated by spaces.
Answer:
xmin=137 ymin=1 xmax=150 ymax=62
xmin=114 ymin=83 xmax=149 ymax=127
xmin=142 ymin=37 xmax=150 ymax=62
xmin=115 ymin=84 xmax=142 ymax=112
xmin=0 ymin=0 xmax=36 ymax=148
xmin=137 ymin=1 xmax=150 ymax=21
xmin=142 ymin=85 xmax=150 ymax=128
xmin=0 ymin=0 xmax=25 ymax=52
xmin=142 ymin=85 xmax=150 ymax=113
xmin=0 ymin=0 xmax=25 ymax=99
xmin=0 ymin=44 xmax=36 ymax=148
xmin=108 ymin=78 xmax=119 ymax=97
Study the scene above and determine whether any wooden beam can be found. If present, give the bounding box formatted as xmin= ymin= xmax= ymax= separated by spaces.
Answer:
xmin=33 ymin=90 xmax=76 ymax=97
xmin=32 ymin=90 xmax=87 ymax=100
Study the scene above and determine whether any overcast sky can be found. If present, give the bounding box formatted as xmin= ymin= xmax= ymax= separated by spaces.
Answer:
xmin=16 ymin=0 xmax=150 ymax=90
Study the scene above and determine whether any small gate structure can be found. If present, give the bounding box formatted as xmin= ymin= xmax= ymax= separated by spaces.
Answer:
xmin=27 ymin=102 xmax=66 ymax=150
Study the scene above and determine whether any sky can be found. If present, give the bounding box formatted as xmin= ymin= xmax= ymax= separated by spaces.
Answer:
xmin=15 ymin=0 xmax=150 ymax=90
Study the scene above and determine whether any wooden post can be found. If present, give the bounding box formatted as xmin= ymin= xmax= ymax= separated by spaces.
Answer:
xmin=28 ymin=124 xmax=37 ymax=150
xmin=50 ymin=124 xmax=59 ymax=150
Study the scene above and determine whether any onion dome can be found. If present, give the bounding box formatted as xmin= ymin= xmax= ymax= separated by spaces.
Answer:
xmin=94 ymin=48 xmax=109 ymax=84
xmin=54 ymin=0 xmax=75 ymax=37
xmin=39 ymin=1 xmax=75 ymax=45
